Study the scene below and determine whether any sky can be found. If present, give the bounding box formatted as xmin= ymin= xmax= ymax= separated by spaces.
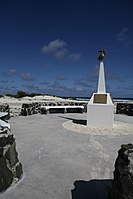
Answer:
xmin=0 ymin=0 xmax=133 ymax=98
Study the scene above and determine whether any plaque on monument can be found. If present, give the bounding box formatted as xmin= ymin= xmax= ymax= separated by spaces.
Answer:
xmin=93 ymin=94 xmax=107 ymax=104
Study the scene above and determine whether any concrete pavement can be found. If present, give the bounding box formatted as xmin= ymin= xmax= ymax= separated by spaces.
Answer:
xmin=0 ymin=113 xmax=133 ymax=199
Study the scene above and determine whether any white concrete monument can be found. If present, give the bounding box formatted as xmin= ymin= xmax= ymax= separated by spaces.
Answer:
xmin=87 ymin=50 xmax=114 ymax=128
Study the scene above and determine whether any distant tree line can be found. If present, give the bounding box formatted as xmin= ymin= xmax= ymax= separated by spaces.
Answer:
xmin=0 ymin=91 xmax=49 ymax=98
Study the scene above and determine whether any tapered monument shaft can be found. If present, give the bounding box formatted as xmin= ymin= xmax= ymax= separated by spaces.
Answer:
xmin=97 ymin=61 xmax=106 ymax=93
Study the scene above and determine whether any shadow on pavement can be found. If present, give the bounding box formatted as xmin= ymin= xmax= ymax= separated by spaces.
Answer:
xmin=73 ymin=119 xmax=87 ymax=125
xmin=59 ymin=116 xmax=87 ymax=125
xmin=71 ymin=179 xmax=112 ymax=199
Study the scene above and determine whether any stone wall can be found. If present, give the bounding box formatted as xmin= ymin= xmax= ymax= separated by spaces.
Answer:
xmin=20 ymin=102 xmax=86 ymax=116
xmin=0 ymin=129 xmax=23 ymax=192
xmin=20 ymin=102 xmax=41 ymax=116
xmin=0 ymin=104 xmax=10 ymax=118
xmin=116 ymin=103 xmax=133 ymax=116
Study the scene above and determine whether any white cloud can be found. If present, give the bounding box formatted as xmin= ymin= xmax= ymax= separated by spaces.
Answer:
xmin=74 ymin=79 xmax=91 ymax=88
xmin=117 ymin=28 xmax=128 ymax=42
xmin=3 ymin=69 xmax=17 ymax=77
xmin=70 ymin=53 xmax=81 ymax=61
xmin=19 ymin=72 xmax=35 ymax=81
xmin=55 ymin=75 xmax=67 ymax=81
xmin=41 ymin=39 xmax=67 ymax=54
xmin=9 ymin=69 xmax=17 ymax=75
xmin=0 ymin=80 xmax=8 ymax=83
xmin=41 ymin=38 xmax=81 ymax=61
xmin=2 ymin=69 xmax=36 ymax=82
xmin=54 ymin=48 xmax=67 ymax=58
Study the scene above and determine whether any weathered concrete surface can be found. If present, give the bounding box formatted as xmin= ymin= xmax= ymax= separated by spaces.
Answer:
xmin=0 ymin=113 xmax=133 ymax=199
xmin=114 ymin=114 xmax=133 ymax=124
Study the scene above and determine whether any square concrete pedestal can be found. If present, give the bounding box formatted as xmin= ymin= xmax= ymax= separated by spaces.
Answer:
xmin=87 ymin=93 xmax=114 ymax=128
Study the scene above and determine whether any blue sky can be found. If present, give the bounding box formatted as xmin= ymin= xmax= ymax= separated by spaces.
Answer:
xmin=0 ymin=0 xmax=133 ymax=98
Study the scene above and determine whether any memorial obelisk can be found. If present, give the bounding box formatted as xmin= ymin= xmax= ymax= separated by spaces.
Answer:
xmin=87 ymin=50 xmax=114 ymax=128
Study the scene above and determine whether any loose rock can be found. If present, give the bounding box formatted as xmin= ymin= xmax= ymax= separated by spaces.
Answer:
xmin=110 ymin=143 xmax=133 ymax=199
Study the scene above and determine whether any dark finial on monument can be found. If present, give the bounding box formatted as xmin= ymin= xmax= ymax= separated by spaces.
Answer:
xmin=98 ymin=50 xmax=106 ymax=61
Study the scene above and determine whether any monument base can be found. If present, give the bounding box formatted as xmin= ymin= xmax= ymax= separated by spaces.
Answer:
xmin=87 ymin=93 xmax=114 ymax=128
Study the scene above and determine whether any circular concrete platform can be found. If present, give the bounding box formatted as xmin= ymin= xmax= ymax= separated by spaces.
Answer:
xmin=62 ymin=120 xmax=133 ymax=135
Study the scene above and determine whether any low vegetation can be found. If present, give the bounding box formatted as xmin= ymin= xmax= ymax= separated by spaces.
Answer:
xmin=3 ymin=91 xmax=46 ymax=98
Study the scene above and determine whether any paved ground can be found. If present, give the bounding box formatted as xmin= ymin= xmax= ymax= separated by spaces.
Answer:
xmin=0 ymin=113 xmax=133 ymax=199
